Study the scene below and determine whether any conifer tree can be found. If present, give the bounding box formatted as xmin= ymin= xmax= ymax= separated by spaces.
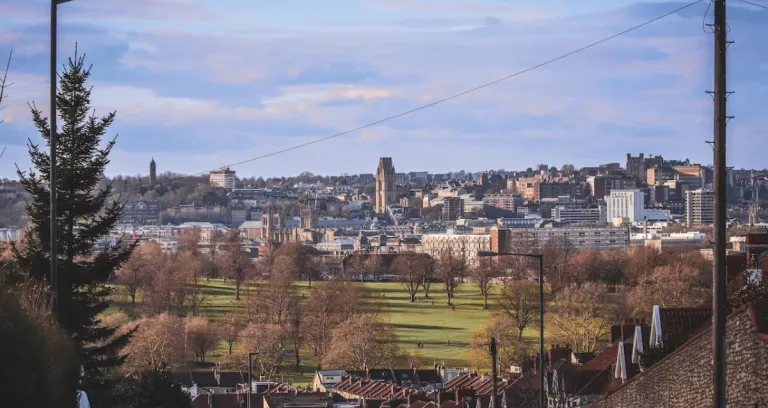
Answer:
xmin=12 ymin=50 xmax=135 ymax=377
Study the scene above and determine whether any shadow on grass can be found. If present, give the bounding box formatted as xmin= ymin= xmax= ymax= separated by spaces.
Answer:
xmin=394 ymin=323 xmax=463 ymax=331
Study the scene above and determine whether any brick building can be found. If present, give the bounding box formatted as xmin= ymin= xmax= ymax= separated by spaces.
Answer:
xmin=591 ymin=302 xmax=768 ymax=408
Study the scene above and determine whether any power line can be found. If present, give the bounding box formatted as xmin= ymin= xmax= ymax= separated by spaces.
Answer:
xmin=28 ymin=0 xmax=705 ymax=206
xmin=735 ymin=0 xmax=768 ymax=9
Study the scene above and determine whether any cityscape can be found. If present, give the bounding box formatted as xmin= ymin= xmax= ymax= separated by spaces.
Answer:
xmin=1 ymin=1 xmax=767 ymax=408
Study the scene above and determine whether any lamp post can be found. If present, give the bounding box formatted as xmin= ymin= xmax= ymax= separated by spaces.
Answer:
xmin=50 ymin=0 xmax=73 ymax=319
xmin=478 ymin=251 xmax=544 ymax=408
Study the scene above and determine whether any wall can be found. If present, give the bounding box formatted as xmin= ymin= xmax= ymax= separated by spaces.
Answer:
xmin=592 ymin=309 xmax=768 ymax=408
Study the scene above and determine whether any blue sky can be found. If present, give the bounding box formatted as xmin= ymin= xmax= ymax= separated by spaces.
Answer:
xmin=0 ymin=0 xmax=766 ymax=179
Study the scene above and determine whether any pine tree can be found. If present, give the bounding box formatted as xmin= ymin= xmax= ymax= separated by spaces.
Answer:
xmin=11 ymin=50 xmax=135 ymax=377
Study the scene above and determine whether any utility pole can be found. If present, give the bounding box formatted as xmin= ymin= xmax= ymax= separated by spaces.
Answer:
xmin=489 ymin=337 xmax=498 ymax=407
xmin=712 ymin=0 xmax=728 ymax=407
xmin=50 ymin=0 xmax=59 ymax=319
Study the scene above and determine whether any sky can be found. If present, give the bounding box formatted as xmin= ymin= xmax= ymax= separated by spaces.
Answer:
xmin=0 ymin=0 xmax=766 ymax=179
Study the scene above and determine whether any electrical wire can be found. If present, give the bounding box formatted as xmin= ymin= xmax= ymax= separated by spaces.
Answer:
xmin=734 ymin=0 xmax=768 ymax=10
xmin=19 ymin=0 xmax=706 ymax=207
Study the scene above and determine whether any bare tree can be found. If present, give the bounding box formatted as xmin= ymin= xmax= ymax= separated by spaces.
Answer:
xmin=246 ymin=269 xmax=294 ymax=326
xmin=365 ymin=254 xmax=383 ymax=282
xmin=468 ymin=316 xmax=532 ymax=371
xmin=0 ymin=48 xmax=12 ymax=125
xmin=222 ymin=229 xmax=252 ymax=300
xmin=548 ymin=282 xmax=616 ymax=352
xmin=271 ymin=242 xmax=318 ymax=286
xmin=438 ymin=251 xmax=466 ymax=306
xmin=123 ymin=313 xmax=186 ymax=372
xmin=322 ymin=314 xmax=399 ymax=370
xmin=345 ymin=253 xmax=368 ymax=281
xmin=394 ymin=253 xmax=425 ymax=302
xmin=186 ymin=317 xmax=218 ymax=363
xmin=470 ymin=257 xmax=499 ymax=309
xmin=304 ymin=279 xmax=366 ymax=359
xmin=140 ymin=244 xmax=192 ymax=316
xmin=539 ymin=237 xmax=575 ymax=293
xmin=498 ymin=280 xmax=539 ymax=340
xmin=115 ymin=246 xmax=148 ymax=305
xmin=237 ymin=323 xmax=287 ymax=379
xmin=286 ymin=295 xmax=304 ymax=372
xmin=627 ymin=262 xmax=707 ymax=314
xmin=220 ymin=312 xmax=242 ymax=356
xmin=419 ymin=255 xmax=436 ymax=298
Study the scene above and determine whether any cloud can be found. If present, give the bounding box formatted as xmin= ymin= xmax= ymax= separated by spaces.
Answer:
xmin=1 ymin=0 xmax=767 ymax=178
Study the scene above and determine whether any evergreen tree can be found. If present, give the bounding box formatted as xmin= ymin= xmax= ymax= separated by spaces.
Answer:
xmin=11 ymin=50 xmax=135 ymax=377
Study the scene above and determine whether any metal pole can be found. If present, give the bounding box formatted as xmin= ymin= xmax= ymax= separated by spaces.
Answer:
xmin=49 ymin=0 xmax=59 ymax=319
xmin=247 ymin=353 xmax=253 ymax=408
xmin=538 ymin=255 xmax=545 ymax=408
xmin=712 ymin=0 xmax=727 ymax=407
xmin=490 ymin=337 xmax=498 ymax=403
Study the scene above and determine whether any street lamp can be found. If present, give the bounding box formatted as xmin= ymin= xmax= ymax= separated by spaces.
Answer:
xmin=247 ymin=348 xmax=294 ymax=408
xmin=50 ymin=0 xmax=73 ymax=319
xmin=477 ymin=250 xmax=545 ymax=408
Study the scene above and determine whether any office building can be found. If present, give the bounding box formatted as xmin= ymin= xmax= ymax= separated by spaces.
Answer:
xmin=210 ymin=167 xmax=236 ymax=189
xmin=605 ymin=189 xmax=645 ymax=223
xmin=685 ymin=189 xmax=714 ymax=226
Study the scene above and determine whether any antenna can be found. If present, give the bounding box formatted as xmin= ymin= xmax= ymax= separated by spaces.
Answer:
xmin=0 ymin=146 xmax=6 ymax=159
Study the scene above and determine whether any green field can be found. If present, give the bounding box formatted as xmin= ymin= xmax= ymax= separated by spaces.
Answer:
xmin=111 ymin=280 xmax=543 ymax=385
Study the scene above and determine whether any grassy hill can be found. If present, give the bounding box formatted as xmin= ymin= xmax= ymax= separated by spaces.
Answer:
xmin=110 ymin=280 xmax=543 ymax=386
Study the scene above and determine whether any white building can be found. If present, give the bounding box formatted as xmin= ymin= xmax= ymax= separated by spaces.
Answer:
xmin=605 ymin=189 xmax=645 ymax=223
xmin=685 ymin=189 xmax=714 ymax=226
xmin=420 ymin=232 xmax=491 ymax=266
xmin=209 ymin=167 xmax=236 ymax=189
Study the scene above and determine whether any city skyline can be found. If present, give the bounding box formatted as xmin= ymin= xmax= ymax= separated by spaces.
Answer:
xmin=1 ymin=0 xmax=767 ymax=179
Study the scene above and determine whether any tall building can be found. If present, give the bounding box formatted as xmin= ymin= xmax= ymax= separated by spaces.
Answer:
xmin=625 ymin=153 xmax=646 ymax=180
xmin=210 ymin=167 xmax=236 ymax=189
xmin=685 ymin=189 xmax=715 ymax=226
xmin=605 ymin=189 xmax=645 ymax=223
xmin=149 ymin=157 xmax=157 ymax=186
xmin=375 ymin=157 xmax=395 ymax=213
xmin=442 ymin=196 xmax=463 ymax=221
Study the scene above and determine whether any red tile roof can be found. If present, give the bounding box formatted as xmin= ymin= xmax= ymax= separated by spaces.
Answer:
xmin=332 ymin=376 xmax=415 ymax=400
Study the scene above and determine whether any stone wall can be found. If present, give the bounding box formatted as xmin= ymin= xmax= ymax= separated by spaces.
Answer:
xmin=592 ymin=308 xmax=768 ymax=408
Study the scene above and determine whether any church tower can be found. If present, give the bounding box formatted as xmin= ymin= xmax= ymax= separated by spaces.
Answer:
xmin=149 ymin=157 xmax=157 ymax=187
xmin=375 ymin=157 xmax=395 ymax=213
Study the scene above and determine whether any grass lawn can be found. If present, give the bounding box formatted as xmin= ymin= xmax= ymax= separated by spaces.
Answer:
xmin=110 ymin=279 xmax=546 ymax=386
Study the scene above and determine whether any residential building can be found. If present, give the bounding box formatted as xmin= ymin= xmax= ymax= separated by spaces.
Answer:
xmin=420 ymin=233 xmax=491 ymax=266
xmin=120 ymin=201 xmax=160 ymax=225
xmin=493 ymin=225 xmax=630 ymax=251
xmin=605 ymin=190 xmax=645 ymax=224
xmin=482 ymin=194 xmax=515 ymax=212
xmin=553 ymin=206 xmax=605 ymax=223
xmin=442 ymin=196 xmax=463 ymax=221
xmin=209 ymin=167 xmax=236 ymax=189
xmin=375 ymin=157 xmax=396 ymax=213
xmin=592 ymin=302 xmax=768 ymax=408
xmin=685 ymin=189 xmax=714 ymax=226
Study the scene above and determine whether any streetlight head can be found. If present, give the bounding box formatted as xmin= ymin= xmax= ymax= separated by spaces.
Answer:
xmin=56 ymin=0 xmax=74 ymax=4
xmin=477 ymin=251 xmax=499 ymax=257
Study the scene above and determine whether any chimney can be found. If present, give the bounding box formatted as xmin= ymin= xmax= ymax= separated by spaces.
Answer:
xmin=208 ymin=392 xmax=213 ymax=408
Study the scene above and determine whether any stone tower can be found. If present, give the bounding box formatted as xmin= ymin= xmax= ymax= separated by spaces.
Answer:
xmin=301 ymin=207 xmax=319 ymax=229
xmin=375 ymin=157 xmax=395 ymax=213
xmin=149 ymin=157 xmax=157 ymax=186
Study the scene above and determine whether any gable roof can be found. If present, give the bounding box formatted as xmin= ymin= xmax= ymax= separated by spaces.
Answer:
xmin=649 ymin=306 xmax=711 ymax=347
xmin=217 ymin=371 xmax=246 ymax=388
xmin=191 ymin=371 xmax=219 ymax=388
xmin=172 ymin=371 xmax=194 ymax=388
